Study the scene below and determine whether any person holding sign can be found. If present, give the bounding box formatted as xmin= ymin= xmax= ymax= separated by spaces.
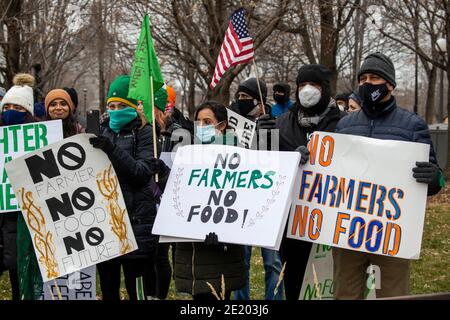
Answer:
xmin=230 ymin=78 xmax=271 ymax=122
xmin=332 ymin=52 xmax=444 ymax=299
xmin=258 ymin=64 xmax=345 ymax=300
xmin=89 ymin=75 xmax=169 ymax=300
xmin=0 ymin=73 xmax=39 ymax=300
xmin=173 ymin=101 xmax=245 ymax=300
xmin=45 ymin=88 xmax=86 ymax=137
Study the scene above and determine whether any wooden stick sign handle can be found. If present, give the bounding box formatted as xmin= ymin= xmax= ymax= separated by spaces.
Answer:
xmin=252 ymin=58 xmax=266 ymax=116
xmin=150 ymin=76 xmax=159 ymax=183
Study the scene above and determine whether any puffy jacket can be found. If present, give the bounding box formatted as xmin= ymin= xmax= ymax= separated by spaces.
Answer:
xmin=173 ymin=132 xmax=245 ymax=295
xmin=276 ymin=102 xmax=345 ymax=151
xmin=100 ymin=117 xmax=161 ymax=259
xmin=335 ymin=97 xmax=441 ymax=195
xmin=272 ymin=100 xmax=293 ymax=118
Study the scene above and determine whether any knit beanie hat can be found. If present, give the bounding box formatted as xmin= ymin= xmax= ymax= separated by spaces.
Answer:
xmin=45 ymin=89 xmax=75 ymax=113
xmin=154 ymin=87 xmax=168 ymax=111
xmin=63 ymin=87 xmax=79 ymax=109
xmin=0 ymin=73 xmax=35 ymax=115
xmin=237 ymin=77 xmax=267 ymax=102
xmin=107 ymin=75 xmax=138 ymax=109
xmin=357 ymin=52 xmax=396 ymax=87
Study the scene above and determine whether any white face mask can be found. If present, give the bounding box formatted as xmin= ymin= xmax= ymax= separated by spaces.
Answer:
xmin=298 ymin=84 xmax=321 ymax=108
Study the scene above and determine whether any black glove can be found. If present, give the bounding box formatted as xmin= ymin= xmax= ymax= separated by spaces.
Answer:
xmin=412 ymin=162 xmax=441 ymax=186
xmin=204 ymin=232 xmax=226 ymax=251
xmin=295 ymin=145 xmax=310 ymax=165
xmin=257 ymin=114 xmax=276 ymax=131
xmin=149 ymin=158 xmax=169 ymax=175
xmin=89 ymin=135 xmax=115 ymax=154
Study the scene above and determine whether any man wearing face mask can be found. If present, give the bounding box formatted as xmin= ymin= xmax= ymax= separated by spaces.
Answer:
xmin=230 ymin=77 xmax=271 ymax=122
xmin=258 ymin=64 xmax=345 ymax=300
xmin=271 ymin=82 xmax=293 ymax=118
xmin=333 ymin=53 xmax=443 ymax=299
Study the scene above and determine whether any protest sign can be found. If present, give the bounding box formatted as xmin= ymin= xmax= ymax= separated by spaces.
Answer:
xmin=299 ymin=244 xmax=376 ymax=300
xmin=41 ymin=266 xmax=96 ymax=300
xmin=153 ymin=144 xmax=300 ymax=249
xmin=287 ymin=132 xmax=429 ymax=259
xmin=5 ymin=134 xmax=137 ymax=281
xmin=227 ymin=108 xmax=256 ymax=149
xmin=0 ymin=120 xmax=63 ymax=213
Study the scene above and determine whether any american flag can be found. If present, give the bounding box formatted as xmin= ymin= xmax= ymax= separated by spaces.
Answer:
xmin=210 ymin=8 xmax=254 ymax=89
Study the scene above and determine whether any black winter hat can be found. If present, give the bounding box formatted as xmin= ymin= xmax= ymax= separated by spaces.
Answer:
xmin=357 ymin=52 xmax=396 ymax=87
xmin=273 ymin=82 xmax=291 ymax=96
xmin=237 ymin=77 xmax=267 ymax=102
xmin=63 ymin=87 xmax=79 ymax=109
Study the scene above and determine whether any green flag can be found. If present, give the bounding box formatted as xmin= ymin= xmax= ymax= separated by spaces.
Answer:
xmin=128 ymin=14 xmax=165 ymax=123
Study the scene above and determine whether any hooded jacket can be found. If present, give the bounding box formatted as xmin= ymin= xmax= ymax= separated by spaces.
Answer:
xmin=272 ymin=83 xmax=293 ymax=118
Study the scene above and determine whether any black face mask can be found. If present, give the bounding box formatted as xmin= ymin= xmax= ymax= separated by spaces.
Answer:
xmin=358 ymin=83 xmax=389 ymax=109
xmin=273 ymin=94 xmax=286 ymax=104
xmin=237 ymin=99 xmax=257 ymax=115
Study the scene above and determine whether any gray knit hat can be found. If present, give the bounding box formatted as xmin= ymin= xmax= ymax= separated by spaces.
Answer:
xmin=358 ymin=52 xmax=396 ymax=87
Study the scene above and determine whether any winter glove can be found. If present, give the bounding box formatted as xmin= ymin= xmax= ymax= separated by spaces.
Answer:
xmin=149 ymin=158 xmax=169 ymax=176
xmin=412 ymin=162 xmax=444 ymax=195
xmin=89 ymin=135 xmax=115 ymax=154
xmin=295 ymin=145 xmax=310 ymax=165
xmin=204 ymin=232 xmax=226 ymax=252
xmin=256 ymin=114 xmax=276 ymax=131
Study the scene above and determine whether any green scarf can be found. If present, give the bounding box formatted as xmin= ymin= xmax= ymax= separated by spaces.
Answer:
xmin=108 ymin=107 xmax=138 ymax=133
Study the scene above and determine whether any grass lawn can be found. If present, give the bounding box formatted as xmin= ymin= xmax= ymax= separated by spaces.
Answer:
xmin=1 ymin=203 xmax=449 ymax=300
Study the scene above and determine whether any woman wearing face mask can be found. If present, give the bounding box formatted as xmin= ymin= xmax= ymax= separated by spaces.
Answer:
xmin=89 ymin=75 xmax=169 ymax=300
xmin=45 ymin=88 xmax=85 ymax=137
xmin=173 ymin=101 xmax=245 ymax=301
xmin=258 ymin=64 xmax=345 ymax=300
xmin=0 ymin=73 xmax=43 ymax=300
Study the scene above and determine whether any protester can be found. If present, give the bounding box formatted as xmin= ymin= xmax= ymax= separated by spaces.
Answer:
xmin=271 ymin=82 xmax=293 ymax=118
xmin=348 ymin=91 xmax=362 ymax=113
xmin=258 ymin=64 xmax=345 ymax=300
xmin=335 ymin=93 xmax=349 ymax=112
xmin=230 ymin=78 xmax=284 ymax=300
xmin=0 ymin=73 xmax=42 ymax=300
xmin=89 ymin=75 xmax=169 ymax=300
xmin=173 ymin=101 xmax=245 ymax=300
xmin=333 ymin=52 xmax=444 ymax=299
xmin=45 ymin=88 xmax=85 ymax=137
xmin=230 ymin=77 xmax=271 ymax=121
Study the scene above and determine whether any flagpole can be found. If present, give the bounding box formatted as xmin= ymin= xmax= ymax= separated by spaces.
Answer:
xmin=252 ymin=58 xmax=266 ymax=115
xmin=150 ymin=75 xmax=159 ymax=183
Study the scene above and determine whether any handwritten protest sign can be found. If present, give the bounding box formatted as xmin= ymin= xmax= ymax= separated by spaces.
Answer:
xmin=0 ymin=120 xmax=63 ymax=213
xmin=299 ymin=244 xmax=376 ymax=300
xmin=5 ymin=134 xmax=137 ymax=281
xmin=41 ymin=266 xmax=96 ymax=300
xmin=227 ymin=108 xmax=256 ymax=149
xmin=153 ymin=144 xmax=300 ymax=249
xmin=287 ymin=132 xmax=429 ymax=259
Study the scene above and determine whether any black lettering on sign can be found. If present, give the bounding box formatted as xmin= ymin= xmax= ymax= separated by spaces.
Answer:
xmin=57 ymin=142 xmax=86 ymax=171
xmin=64 ymin=232 xmax=84 ymax=255
xmin=85 ymin=227 xmax=104 ymax=246
xmin=46 ymin=192 xmax=75 ymax=222
xmin=25 ymin=149 xmax=61 ymax=184
xmin=72 ymin=187 xmax=95 ymax=211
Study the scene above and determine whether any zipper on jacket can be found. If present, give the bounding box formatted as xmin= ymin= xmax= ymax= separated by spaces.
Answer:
xmin=191 ymin=243 xmax=196 ymax=296
xmin=369 ymin=120 xmax=374 ymax=137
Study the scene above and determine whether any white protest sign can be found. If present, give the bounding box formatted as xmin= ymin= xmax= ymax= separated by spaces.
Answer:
xmin=0 ymin=120 xmax=63 ymax=213
xmin=41 ymin=266 xmax=96 ymax=300
xmin=5 ymin=134 xmax=137 ymax=281
xmin=287 ymin=131 xmax=429 ymax=259
xmin=299 ymin=244 xmax=376 ymax=300
xmin=153 ymin=144 xmax=300 ymax=250
xmin=227 ymin=108 xmax=256 ymax=149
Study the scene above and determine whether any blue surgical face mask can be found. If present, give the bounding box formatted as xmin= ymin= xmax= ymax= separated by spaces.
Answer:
xmin=196 ymin=122 xmax=223 ymax=144
xmin=2 ymin=109 xmax=27 ymax=125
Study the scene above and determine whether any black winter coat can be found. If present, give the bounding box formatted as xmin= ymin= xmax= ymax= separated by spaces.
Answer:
xmin=335 ymin=97 xmax=441 ymax=196
xmin=100 ymin=117 xmax=160 ymax=259
xmin=275 ymin=103 xmax=345 ymax=151
xmin=0 ymin=212 xmax=18 ymax=271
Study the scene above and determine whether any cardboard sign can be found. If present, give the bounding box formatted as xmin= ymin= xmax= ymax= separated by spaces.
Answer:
xmin=227 ymin=108 xmax=256 ymax=149
xmin=153 ymin=144 xmax=300 ymax=250
xmin=5 ymin=134 xmax=137 ymax=281
xmin=287 ymin=132 xmax=429 ymax=259
xmin=0 ymin=120 xmax=63 ymax=213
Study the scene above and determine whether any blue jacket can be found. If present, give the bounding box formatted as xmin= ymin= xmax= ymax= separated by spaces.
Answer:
xmin=271 ymin=100 xmax=293 ymax=118
xmin=335 ymin=97 xmax=441 ymax=195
